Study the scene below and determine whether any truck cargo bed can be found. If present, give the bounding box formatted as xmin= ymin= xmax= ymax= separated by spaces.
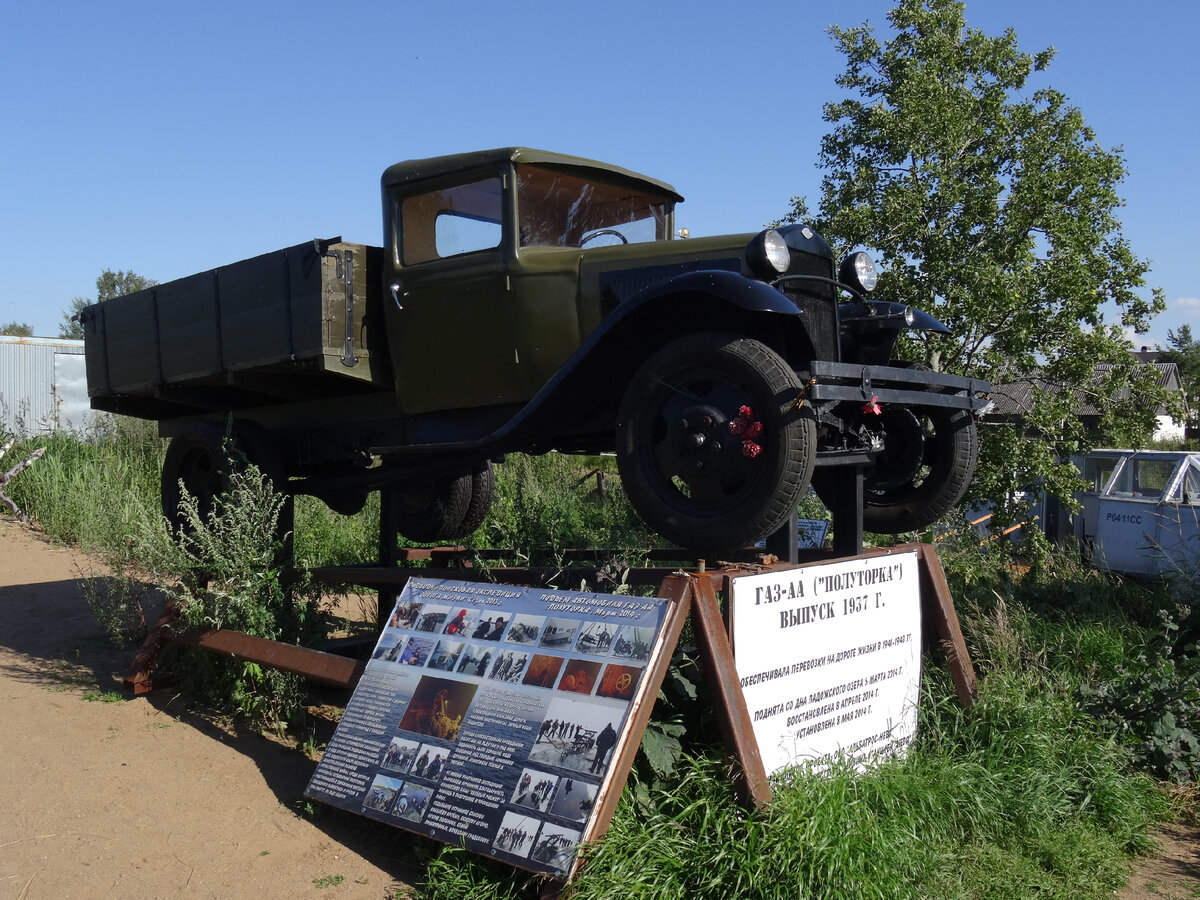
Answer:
xmin=82 ymin=239 xmax=389 ymax=420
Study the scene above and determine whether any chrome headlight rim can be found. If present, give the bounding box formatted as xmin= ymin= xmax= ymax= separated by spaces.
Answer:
xmin=747 ymin=229 xmax=791 ymax=279
xmin=838 ymin=250 xmax=879 ymax=293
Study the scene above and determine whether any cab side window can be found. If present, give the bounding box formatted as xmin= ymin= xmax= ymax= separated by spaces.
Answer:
xmin=399 ymin=177 xmax=503 ymax=265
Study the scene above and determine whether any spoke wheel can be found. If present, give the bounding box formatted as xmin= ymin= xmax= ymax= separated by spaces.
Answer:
xmin=616 ymin=332 xmax=815 ymax=554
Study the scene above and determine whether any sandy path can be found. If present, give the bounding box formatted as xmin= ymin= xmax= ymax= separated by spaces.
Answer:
xmin=0 ymin=520 xmax=415 ymax=899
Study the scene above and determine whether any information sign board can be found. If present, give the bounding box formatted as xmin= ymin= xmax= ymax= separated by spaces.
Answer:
xmin=305 ymin=578 xmax=672 ymax=878
xmin=729 ymin=551 xmax=922 ymax=775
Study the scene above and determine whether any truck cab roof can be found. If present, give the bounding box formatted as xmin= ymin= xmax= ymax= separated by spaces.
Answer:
xmin=380 ymin=147 xmax=683 ymax=203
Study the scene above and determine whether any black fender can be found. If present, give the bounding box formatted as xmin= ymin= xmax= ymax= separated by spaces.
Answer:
xmin=838 ymin=301 xmax=951 ymax=366
xmin=492 ymin=270 xmax=822 ymax=449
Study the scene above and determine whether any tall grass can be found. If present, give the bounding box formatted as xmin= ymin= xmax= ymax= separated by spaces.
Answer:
xmin=3 ymin=425 xmax=1191 ymax=897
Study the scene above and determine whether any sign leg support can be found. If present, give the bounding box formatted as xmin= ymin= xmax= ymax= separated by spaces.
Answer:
xmin=686 ymin=576 xmax=772 ymax=809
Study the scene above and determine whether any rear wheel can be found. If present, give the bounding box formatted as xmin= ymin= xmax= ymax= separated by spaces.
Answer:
xmin=388 ymin=461 xmax=496 ymax=543
xmin=161 ymin=421 xmax=285 ymax=537
xmin=615 ymin=332 xmax=815 ymax=554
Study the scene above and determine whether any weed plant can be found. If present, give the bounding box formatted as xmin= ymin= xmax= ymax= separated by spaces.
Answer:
xmin=132 ymin=464 xmax=329 ymax=733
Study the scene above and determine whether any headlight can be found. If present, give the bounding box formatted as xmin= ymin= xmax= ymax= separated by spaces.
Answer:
xmin=747 ymin=229 xmax=791 ymax=278
xmin=839 ymin=251 xmax=878 ymax=293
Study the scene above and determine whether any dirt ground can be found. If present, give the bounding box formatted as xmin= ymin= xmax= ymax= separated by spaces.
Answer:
xmin=0 ymin=520 xmax=419 ymax=899
xmin=1 ymin=518 xmax=1198 ymax=900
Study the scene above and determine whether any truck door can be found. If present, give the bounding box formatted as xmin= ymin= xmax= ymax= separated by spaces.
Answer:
xmin=384 ymin=173 xmax=523 ymax=415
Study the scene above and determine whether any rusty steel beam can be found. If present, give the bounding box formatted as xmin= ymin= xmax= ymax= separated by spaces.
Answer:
xmin=170 ymin=628 xmax=366 ymax=690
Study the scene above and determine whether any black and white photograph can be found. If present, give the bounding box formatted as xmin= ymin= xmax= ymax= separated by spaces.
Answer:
xmin=574 ymin=620 xmax=616 ymax=656
xmin=488 ymin=649 xmax=531 ymax=684
xmin=546 ymin=777 xmax=598 ymax=824
xmin=528 ymin=697 xmax=624 ymax=776
xmin=492 ymin=811 xmax=540 ymax=858
xmin=505 ymin=613 xmax=546 ymax=646
xmin=529 ymin=822 xmax=582 ymax=870
xmin=538 ymin=617 xmax=579 ymax=649
xmin=611 ymin=625 xmax=655 ymax=662
xmin=510 ymin=767 xmax=559 ymax=813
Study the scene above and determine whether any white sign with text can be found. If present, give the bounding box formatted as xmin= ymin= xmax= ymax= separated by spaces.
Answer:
xmin=730 ymin=551 xmax=922 ymax=776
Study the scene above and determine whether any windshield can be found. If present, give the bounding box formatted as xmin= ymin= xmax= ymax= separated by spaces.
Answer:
xmin=516 ymin=165 xmax=671 ymax=248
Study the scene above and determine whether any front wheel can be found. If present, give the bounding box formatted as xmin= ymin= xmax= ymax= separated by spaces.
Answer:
xmin=615 ymin=332 xmax=816 ymax=554
xmin=814 ymin=405 xmax=978 ymax=533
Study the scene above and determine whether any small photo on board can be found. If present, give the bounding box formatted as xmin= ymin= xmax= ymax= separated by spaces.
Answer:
xmin=612 ymin=625 xmax=654 ymax=662
xmin=539 ymin=618 xmax=579 ymax=649
xmin=595 ymin=663 xmax=642 ymax=701
xmin=387 ymin=600 xmax=423 ymax=630
xmin=363 ymin=774 xmax=404 ymax=814
xmin=557 ymin=659 xmax=601 ymax=695
xmin=510 ymin=767 xmax=559 ymax=813
xmin=469 ymin=614 xmax=509 ymax=641
xmin=380 ymin=737 xmax=421 ymax=773
xmin=506 ymin=613 xmax=546 ymax=646
xmin=488 ymin=649 xmax=530 ymax=684
xmin=409 ymin=742 xmax=449 ymax=782
xmin=493 ymin=811 xmax=540 ymax=858
xmin=546 ymin=777 xmax=598 ymax=823
xmin=528 ymin=698 xmax=621 ymax=776
xmin=456 ymin=643 xmax=495 ymax=677
xmin=397 ymin=676 xmax=478 ymax=742
xmin=530 ymin=822 xmax=583 ymax=871
xmin=442 ymin=607 xmax=475 ymax=637
xmin=574 ymin=621 xmax=616 ymax=656
xmin=375 ymin=634 xmax=435 ymax=666
xmin=427 ymin=639 xmax=465 ymax=672
xmin=391 ymin=782 xmax=432 ymax=823
xmin=522 ymin=654 xmax=565 ymax=689
xmin=415 ymin=605 xmax=451 ymax=632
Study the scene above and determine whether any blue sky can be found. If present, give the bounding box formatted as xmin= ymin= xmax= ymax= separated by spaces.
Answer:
xmin=2 ymin=1 xmax=1195 ymax=348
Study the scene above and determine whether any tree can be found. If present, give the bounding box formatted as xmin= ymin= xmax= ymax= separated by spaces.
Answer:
xmin=783 ymin=0 xmax=1168 ymax=518
xmin=59 ymin=269 xmax=156 ymax=339
xmin=1 ymin=321 xmax=34 ymax=337
xmin=1158 ymin=325 xmax=1200 ymax=439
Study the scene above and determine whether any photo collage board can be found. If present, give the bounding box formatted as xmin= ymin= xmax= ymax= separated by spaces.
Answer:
xmin=305 ymin=578 xmax=670 ymax=877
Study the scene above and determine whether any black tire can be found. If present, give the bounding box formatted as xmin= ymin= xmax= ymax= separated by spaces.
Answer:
xmin=459 ymin=461 xmax=497 ymax=536
xmin=814 ymin=405 xmax=978 ymax=534
xmin=615 ymin=332 xmax=816 ymax=554
xmin=161 ymin=421 xmax=285 ymax=536
xmin=161 ymin=422 xmax=229 ymax=536
xmin=389 ymin=470 xmax=474 ymax=543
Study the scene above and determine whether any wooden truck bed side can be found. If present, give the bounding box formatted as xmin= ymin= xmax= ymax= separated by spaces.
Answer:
xmin=82 ymin=240 xmax=389 ymax=420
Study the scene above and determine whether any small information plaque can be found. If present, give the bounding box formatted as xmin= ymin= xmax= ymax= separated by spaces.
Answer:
xmin=305 ymin=578 xmax=672 ymax=877
xmin=729 ymin=551 xmax=922 ymax=775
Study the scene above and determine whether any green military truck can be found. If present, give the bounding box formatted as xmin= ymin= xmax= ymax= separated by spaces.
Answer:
xmin=82 ymin=148 xmax=988 ymax=554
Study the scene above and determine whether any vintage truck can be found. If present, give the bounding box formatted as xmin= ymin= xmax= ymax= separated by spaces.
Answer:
xmin=82 ymin=147 xmax=989 ymax=553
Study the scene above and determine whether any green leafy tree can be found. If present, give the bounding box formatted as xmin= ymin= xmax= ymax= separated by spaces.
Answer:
xmin=1 ymin=321 xmax=34 ymax=337
xmin=782 ymin=0 xmax=1168 ymax=517
xmin=59 ymin=269 xmax=156 ymax=339
xmin=1158 ymin=325 xmax=1200 ymax=438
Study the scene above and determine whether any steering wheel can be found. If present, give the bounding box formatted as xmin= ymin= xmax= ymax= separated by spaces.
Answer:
xmin=580 ymin=228 xmax=629 ymax=246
